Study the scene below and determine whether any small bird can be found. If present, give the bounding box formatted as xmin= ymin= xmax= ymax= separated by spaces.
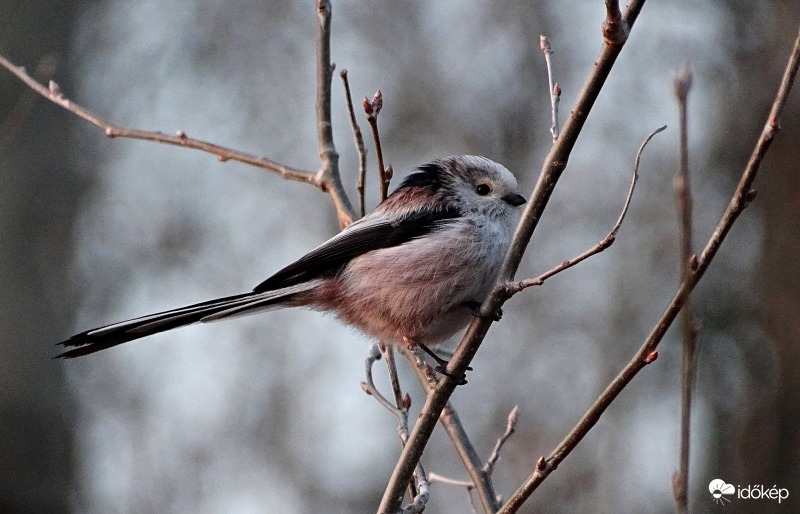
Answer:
xmin=57 ymin=155 xmax=525 ymax=361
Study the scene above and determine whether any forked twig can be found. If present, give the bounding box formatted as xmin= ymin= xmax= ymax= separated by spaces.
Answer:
xmin=394 ymin=344 xmax=501 ymax=513
xmin=0 ymin=1 xmax=358 ymax=228
xmin=361 ymin=344 xmax=425 ymax=508
xmin=315 ymin=0 xmax=356 ymax=227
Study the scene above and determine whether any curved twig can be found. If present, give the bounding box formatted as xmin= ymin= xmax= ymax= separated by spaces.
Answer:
xmin=508 ymin=125 xmax=665 ymax=294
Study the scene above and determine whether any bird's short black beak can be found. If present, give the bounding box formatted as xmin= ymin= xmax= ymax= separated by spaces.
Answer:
xmin=503 ymin=193 xmax=527 ymax=206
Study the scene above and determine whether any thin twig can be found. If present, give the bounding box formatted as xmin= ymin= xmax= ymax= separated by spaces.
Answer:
xmin=498 ymin=25 xmax=800 ymax=513
xmin=380 ymin=343 xmax=406 ymax=423
xmin=0 ymin=54 xmax=320 ymax=184
xmin=378 ymin=2 xmax=651 ymax=510
xmin=315 ymin=0 xmax=356 ymax=227
xmin=0 ymin=54 xmax=57 ymax=148
xmin=361 ymin=344 xmax=401 ymax=414
xmin=339 ymin=69 xmax=368 ymax=217
xmin=428 ymin=473 xmax=479 ymax=514
xmin=540 ymin=36 xmax=560 ymax=141
xmin=427 ymin=473 xmax=474 ymax=489
xmin=671 ymin=63 xmax=696 ymax=514
xmin=364 ymin=90 xmax=390 ymax=201
xmin=508 ymin=125 xmax=665 ymax=295
xmin=484 ymin=406 xmax=519 ymax=476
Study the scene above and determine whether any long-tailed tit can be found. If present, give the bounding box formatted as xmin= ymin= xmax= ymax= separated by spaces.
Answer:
xmin=57 ymin=155 xmax=525 ymax=360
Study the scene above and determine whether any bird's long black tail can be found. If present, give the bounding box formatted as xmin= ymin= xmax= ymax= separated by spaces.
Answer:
xmin=56 ymin=289 xmax=300 ymax=358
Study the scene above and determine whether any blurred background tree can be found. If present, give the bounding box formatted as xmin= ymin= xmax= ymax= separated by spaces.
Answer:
xmin=0 ymin=1 xmax=81 ymax=512
xmin=1 ymin=1 xmax=797 ymax=512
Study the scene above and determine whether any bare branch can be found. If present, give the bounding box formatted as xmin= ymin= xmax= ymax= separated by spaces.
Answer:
xmin=508 ymin=125 xmax=665 ymax=295
xmin=380 ymin=343 xmax=406 ymax=412
xmin=540 ymin=36 xmax=560 ymax=141
xmin=0 ymin=53 xmax=320 ymax=184
xmin=364 ymin=90 xmax=390 ymax=201
xmin=484 ymin=405 xmax=519 ymax=476
xmin=0 ymin=54 xmax=57 ymax=148
xmin=427 ymin=473 xmax=474 ymax=489
xmin=498 ymin=25 xmax=800 ymax=513
xmin=427 ymin=473 xmax=479 ymax=514
xmin=671 ymin=63 xmax=696 ymax=514
xmin=315 ymin=0 xmax=356 ymax=227
xmin=361 ymin=344 xmax=401 ymax=414
xmin=378 ymin=3 xmax=652 ymax=511
xmin=1 ymin=2 xmax=358 ymax=227
xmin=339 ymin=69 xmax=368 ymax=217
xmin=361 ymin=344 xmax=423 ymax=507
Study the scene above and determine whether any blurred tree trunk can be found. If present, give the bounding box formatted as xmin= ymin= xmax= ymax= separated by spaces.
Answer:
xmin=737 ymin=4 xmax=800 ymax=513
xmin=0 ymin=1 xmax=83 ymax=512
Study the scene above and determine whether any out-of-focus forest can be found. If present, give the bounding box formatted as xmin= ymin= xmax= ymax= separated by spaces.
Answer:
xmin=1 ymin=1 xmax=798 ymax=513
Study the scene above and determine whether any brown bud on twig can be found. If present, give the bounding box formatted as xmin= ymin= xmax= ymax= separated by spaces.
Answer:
xmin=645 ymin=351 xmax=659 ymax=363
xmin=689 ymin=254 xmax=699 ymax=270
xmin=508 ymin=405 xmax=519 ymax=427
xmin=745 ymin=189 xmax=758 ymax=205
xmin=554 ymin=83 xmax=561 ymax=97
xmin=536 ymin=457 xmax=546 ymax=471
xmin=673 ymin=63 xmax=694 ymax=103
xmin=363 ymin=97 xmax=373 ymax=115
xmin=539 ymin=35 xmax=552 ymax=55
xmin=176 ymin=130 xmax=187 ymax=140
xmin=48 ymin=79 xmax=63 ymax=98
xmin=372 ymin=90 xmax=383 ymax=115
xmin=361 ymin=382 xmax=371 ymax=395
xmin=385 ymin=164 xmax=393 ymax=181
xmin=402 ymin=393 xmax=412 ymax=410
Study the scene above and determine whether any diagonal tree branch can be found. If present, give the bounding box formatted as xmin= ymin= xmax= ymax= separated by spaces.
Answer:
xmin=498 ymin=23 xmax=800 ymax=513
xmin=378 ymin=0 xmax=650 ymax=511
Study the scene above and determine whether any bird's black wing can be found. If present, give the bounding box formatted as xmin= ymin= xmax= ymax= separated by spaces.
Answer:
xmin=253 ymin=206 xmax=461 ymax=293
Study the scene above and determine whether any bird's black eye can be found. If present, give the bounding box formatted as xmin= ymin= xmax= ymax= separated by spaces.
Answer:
xmin=476 ymin=182 xmax=492 ymax=196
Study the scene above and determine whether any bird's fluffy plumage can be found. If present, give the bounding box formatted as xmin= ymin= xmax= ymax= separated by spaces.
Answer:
xmin=57 ymin=155 xmax=525 ymax=358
